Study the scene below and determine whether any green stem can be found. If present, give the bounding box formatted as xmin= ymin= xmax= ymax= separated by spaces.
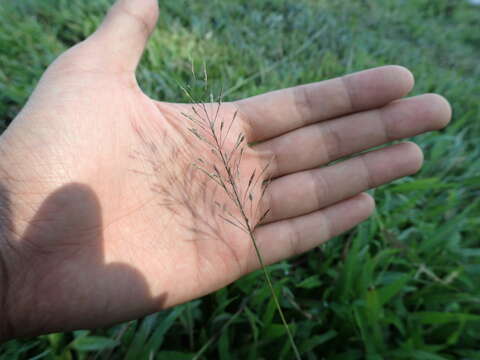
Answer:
xmin=248 ymin=229 xmax=302 ymax=360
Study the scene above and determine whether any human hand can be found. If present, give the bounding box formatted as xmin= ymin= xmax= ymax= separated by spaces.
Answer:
xmin=0 ymin=0 xmax=451 ymax=339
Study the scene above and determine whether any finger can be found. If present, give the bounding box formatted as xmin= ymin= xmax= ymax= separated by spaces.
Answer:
xmin=256 ymin=93 xmax=451 ymax=178
xmin=236 ymin=66 xmax=414 ymax=142
xmin=91 ymin=0 xmax=159 ymax=71
xmin=262 ymin=142 xmax=422 ymax=224
xmin=248 ymin=193 xmax=374 ymax=271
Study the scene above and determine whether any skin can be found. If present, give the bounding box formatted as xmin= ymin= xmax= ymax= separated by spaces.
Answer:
xmin=0 ymin=0 xmax=451 ymax=340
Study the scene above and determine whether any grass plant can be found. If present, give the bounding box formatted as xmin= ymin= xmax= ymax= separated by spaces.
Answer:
xmin=181 ymin=81 xmax=301 ymax=358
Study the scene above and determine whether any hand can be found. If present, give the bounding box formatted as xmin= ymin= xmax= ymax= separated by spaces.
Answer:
xmin=0 ymin=0 xmax=451 ymax=339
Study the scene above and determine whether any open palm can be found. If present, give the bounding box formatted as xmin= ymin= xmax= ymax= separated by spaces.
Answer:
xmin=0 ymin=0 xmax=451 ymax=339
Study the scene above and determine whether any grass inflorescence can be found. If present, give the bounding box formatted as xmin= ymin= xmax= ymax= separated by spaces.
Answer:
xmin=180 ymin=81 xmax=301 ymax=359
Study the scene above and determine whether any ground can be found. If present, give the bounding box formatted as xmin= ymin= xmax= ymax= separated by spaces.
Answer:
xmin=0 ymin=0 xmax=479 ymax=359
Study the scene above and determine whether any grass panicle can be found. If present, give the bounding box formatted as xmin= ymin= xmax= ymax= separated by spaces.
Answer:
xmin=181 ymin=82 xmax=301 ymax=359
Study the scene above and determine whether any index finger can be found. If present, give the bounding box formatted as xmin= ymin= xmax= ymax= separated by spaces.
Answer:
xmin=235 ymin=65 xmax=415 ymax=142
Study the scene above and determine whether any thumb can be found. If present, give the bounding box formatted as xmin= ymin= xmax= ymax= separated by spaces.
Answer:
xmin=92 ymin=0 xmax=159 ymax=72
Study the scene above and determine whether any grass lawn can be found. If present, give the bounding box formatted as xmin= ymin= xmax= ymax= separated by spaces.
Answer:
xmin=1 ymin=0 xmax=479 ymax=359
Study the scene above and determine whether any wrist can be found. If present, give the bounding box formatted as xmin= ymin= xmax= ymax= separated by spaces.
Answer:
xmin=0 ymin=168 xmax=25 ymax=341
xmin=0 ymin=140 xmax=41 ymax=341
xmin=0 ymin=228 xmax=16 ymax=342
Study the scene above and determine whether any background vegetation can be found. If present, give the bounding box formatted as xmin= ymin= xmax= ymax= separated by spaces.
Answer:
xmin=1 ymin=0 xmax=479 ymax=358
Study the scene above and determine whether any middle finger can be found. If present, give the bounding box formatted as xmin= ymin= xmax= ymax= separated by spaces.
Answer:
xmin=254 ymin=94 xmax=450 ymax=178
